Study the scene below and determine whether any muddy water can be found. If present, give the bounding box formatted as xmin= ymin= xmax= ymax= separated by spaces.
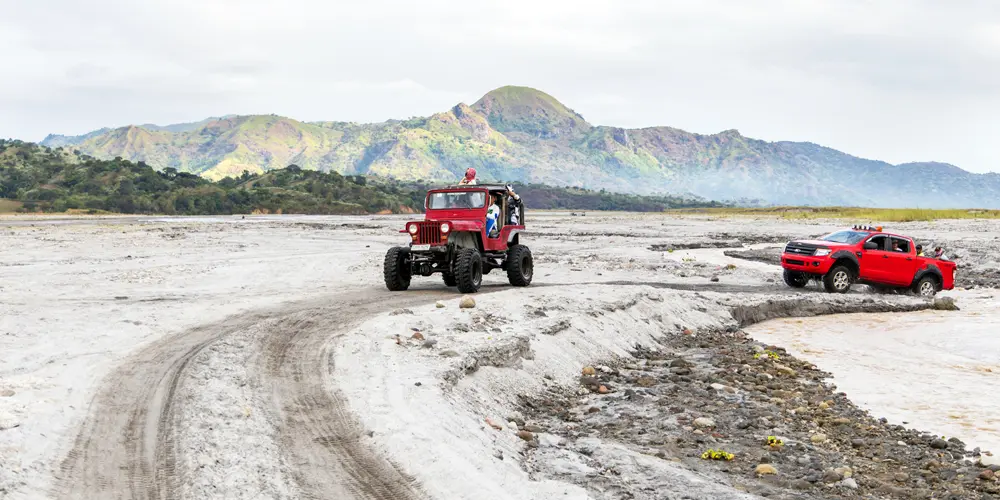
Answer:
xmin=745 ymin=290 xmax=1000 ymax=455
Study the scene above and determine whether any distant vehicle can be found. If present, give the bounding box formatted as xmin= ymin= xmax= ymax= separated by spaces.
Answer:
xmin=383 ymin=185 xmax=532 ymax=293
xmin=780 ymin=226 xmax=956 ymax=296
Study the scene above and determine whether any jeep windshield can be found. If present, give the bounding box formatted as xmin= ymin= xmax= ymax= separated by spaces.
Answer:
xmin=427 ymin=191 xmax=486 ymax=210
xmin=819 ymin=230 xmax=869 ymax=244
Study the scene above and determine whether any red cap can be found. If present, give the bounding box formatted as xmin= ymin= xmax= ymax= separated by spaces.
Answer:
xmin=465 ymin=168 xmax=476 ymax=180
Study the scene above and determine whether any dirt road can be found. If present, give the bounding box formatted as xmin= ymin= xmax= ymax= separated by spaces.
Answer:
xmin=52 ymin=287 xmax=464 ymax=500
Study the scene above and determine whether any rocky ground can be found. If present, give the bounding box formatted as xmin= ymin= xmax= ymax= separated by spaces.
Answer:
xmin=520 ymin=322 xmax=999 ymax=499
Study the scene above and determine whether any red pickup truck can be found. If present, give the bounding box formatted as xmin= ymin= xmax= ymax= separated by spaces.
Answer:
xmin=780 ymin=227 xmax=956 ymax=296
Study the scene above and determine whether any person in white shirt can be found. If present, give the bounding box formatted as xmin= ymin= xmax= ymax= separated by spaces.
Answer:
xmin=485 ymin=194 xmax=501 ymax=237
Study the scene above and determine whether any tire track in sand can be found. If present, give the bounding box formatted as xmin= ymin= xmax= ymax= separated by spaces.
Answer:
xmin=254 ymin=288 xmax=463 ymax=500
xmin=51 ymin=285 xmax=488 ymax=500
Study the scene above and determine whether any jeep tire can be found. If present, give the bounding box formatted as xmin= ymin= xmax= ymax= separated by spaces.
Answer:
xmin=782 ymin=269 xmax=809 ymax=288
xmin=383 ymin=247 xmax=411 ymax=291
xmin=442 ymin=272 xmax=457 ymax=287
xmin=823 ymin=265 xmax=853 ymax=293
xmin=455 ymin=247 xmax=483 ymax=293
xmin=506 ymin=244 xmax=533 ymax=287
xmin=912 ymin=275 xmax=939 ymax=297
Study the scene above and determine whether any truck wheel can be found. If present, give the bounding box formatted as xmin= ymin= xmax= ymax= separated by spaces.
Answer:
xmin=912 ymin=275 xmax=939 ymax=297
xmin=442 ymin=272 xmax=457 ymax=287
xmin=822 ymin=265 xmax=852 ymax=293
xmin=455 ymin=248 xmax=483 ymax=293
xmin=506 ymin=245 xmax=533 ymax=287
xmin=383 ymin=247 xmax=411 ymax=291
xmin=782 ymin=269 xmax=808 ymax=288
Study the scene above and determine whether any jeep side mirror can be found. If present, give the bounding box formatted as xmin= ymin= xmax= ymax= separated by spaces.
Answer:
xmin=863 ymin=242 xmax=878 ymax=250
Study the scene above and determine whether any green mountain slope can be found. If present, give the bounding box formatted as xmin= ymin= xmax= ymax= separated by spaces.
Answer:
xmin=1 ymin=139 xmax=715 ymax=215
xmin=41 ymin=86 xmax=1000 ymax=208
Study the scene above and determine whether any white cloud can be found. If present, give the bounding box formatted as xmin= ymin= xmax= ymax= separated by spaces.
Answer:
xmin=0 ymin=0 xmax=997 ymax=172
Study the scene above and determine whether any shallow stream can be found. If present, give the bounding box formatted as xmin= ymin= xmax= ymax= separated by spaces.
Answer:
xmin=745 ymin=290 xmax=1000 ymax=455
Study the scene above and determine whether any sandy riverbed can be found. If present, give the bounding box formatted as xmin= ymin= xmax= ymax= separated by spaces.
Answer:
xmin=1 ymin=212 xmax=998 ymax=499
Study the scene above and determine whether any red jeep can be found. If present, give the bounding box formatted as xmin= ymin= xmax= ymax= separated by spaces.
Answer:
xmin=383 ymin=185 xmax=533 ymax=293
xmin=780 ymin=226 xmax=957 ymax=296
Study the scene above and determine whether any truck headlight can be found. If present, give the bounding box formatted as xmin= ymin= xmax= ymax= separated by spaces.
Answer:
xmin=408 ymin=224 xmax=418 ymax=235
xmin=440 ymin=223 xmax=450 ymax=233
xmin=814 ymin=248 xmax=831 ymax=257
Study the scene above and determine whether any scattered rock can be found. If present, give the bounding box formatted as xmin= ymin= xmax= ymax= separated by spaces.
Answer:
xmin=435 ymin=301 xmax=445 ymax=309
xmin=931 ymin=438 xmax=949 ymax=449
xmin=390 ymin=308 xmax=413 ymax=316
xmin=0 ymin=389 xmax=13 ymax=397
xmin=411 ymin=332 xmax=425 ymax=340
xmin=841 ymin=477 xmax=859 ymax=489
xmin=980 ymin=469 xmax=995 ymax=481
xmin=818 ymin=401 xmax=830 ymax=410
xmin=823 ymin=469 xmax=843 ymax=483
xmin=508 ymin=412 xmax=525 ymax=427
xmin=598 ymin=385 xmax=609 ymax=394
xmin=932 ymin=297 xmax=959 ymax=311
xmin=422 ymin=339 xmax=438 ymax=349
xmin=485 ymin=418 xmax=503 ymax=431
xmin=811 ymin=433 xmax=828 ymax=444
xmin=773 ymin=363 xmax=797 ymax=376
xmin=851 ymin=438 xmax=865 ymax=448
xmin=582 ymin=366 xmax=597 ymax=376
xmin=459 ymin=296 xmax=476 ymax=309
xmin=439 ymin=350 xmax=460 ymax=358
xmin=693 ymin=417 xmax=716 ymax=429
xmin=637 ymin=376 xmax=656 ymax=387
xmin=710 ymin=276 xmax=720 ymax=282
xmin=516 ymin=430 xmax=534 ymax=442
xmin=756 ymin=464 xmax=778 ymax=476
xmin=894 ymin=472 xmax=909 ymax=482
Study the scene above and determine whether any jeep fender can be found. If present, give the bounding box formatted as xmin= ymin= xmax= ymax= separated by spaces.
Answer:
xmin=507 ymin=229 xmax=521 ymax=246
xmin=911 ymin=263 xmax=943 ymax=287
xmin=448 ymin=231 xmax=482 ymax=252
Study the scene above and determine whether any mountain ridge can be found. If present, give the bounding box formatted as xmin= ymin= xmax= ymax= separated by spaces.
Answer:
xmin=39 ymin=86 xmax=1000 ymax=208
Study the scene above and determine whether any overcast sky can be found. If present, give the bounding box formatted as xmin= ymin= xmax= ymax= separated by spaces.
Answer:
xmin=2 ymin=0 xmax=998 ymax=172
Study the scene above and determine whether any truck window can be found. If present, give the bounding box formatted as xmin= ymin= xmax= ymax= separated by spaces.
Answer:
xmin=428 ymin=191 xmax=486 ymax=209
xmin=890 ymin=237 xmax=911 ymax=253
xmin=867 ymin=235 xmax=888 ymax=250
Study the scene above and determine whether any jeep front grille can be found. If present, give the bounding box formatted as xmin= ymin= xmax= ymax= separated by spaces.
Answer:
xmin=415 ymin=222 xmax=442 ymax=245
xmin=784 ymin=243 xmax=817 ymax=256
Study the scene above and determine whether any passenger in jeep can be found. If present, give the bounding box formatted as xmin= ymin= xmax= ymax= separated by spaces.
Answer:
xmin=486 ymin=193 xmax=502 ymax=238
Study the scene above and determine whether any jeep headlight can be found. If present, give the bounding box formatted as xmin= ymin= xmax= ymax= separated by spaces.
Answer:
xmin=440 ymin=223 xmax=450 ymax=233
xmin=814 ymin=248 xmax=831 ymax=257
xmin=408 ymin=224 xmax=418 ymax=235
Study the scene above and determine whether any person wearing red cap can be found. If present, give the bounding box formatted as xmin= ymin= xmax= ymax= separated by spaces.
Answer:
xmin=458 ymin=168 xmax=477 ymax=185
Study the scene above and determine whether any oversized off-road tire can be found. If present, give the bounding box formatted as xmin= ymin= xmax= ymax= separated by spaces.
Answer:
xmin=782 ymin=269 xmax=808 ymax=288
xmin=383 ymin=247 xmax=411 ymax=291
xmin=442 ymin=272 xmax=457 ymax=287
xmin=455 ymin=248 xmax=483 ymax=293
xmin=823 ymin=265 xmax=853 ymax=293
xmin=506 ymin=245 xmax=533 ymax=287
xmin=912 ymin=275 xmax=939 ymax=297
